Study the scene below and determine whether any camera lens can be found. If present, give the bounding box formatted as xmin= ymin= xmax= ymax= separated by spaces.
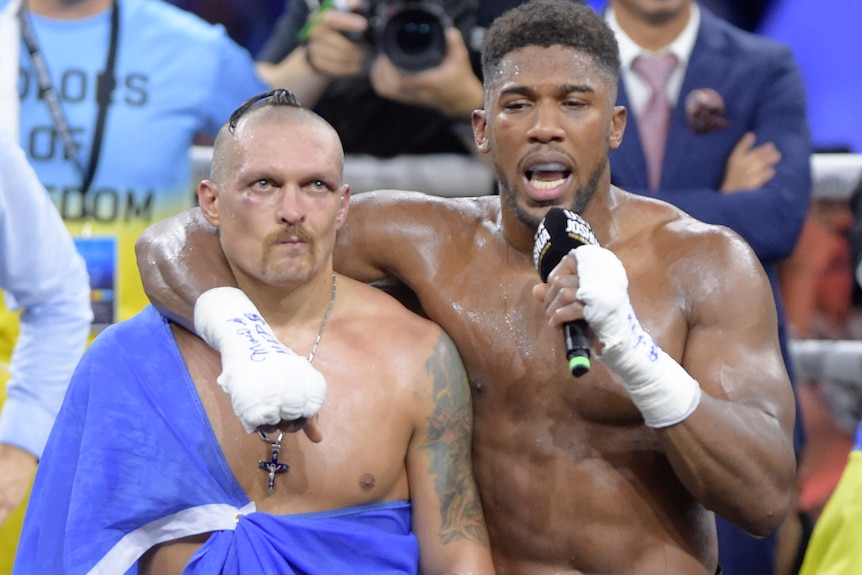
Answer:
xmin=379 ymin=3 xmax=449 ymax=73
xmin=395 ymin=12 xmax=436 ymax=54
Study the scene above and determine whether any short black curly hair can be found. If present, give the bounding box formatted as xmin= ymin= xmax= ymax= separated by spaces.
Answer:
xmin=481 ymin=0 xmax=620 ymax=87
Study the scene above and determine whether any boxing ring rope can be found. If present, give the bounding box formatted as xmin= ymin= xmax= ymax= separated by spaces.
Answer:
xmin=790 ymin=339 xmax=862 ymax=384
xmin=791 ymin=154 xmax=862 ymax=395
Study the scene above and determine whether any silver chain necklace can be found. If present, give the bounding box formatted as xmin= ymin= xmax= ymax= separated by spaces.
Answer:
xmin=257 ymin=272 xmax=336 ymax=495
xmin=307 ymin=272 xmax=337 ymax=364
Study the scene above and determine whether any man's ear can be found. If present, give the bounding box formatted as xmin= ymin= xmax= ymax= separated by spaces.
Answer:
xmin=609 ymin=105 xmax=627 ymax=151
xmin=335 ymin=184 xmax=350 ymax=229
xmin=198 ymin=180 xmax=220 ymax=226
xmin=473 ymin=109 xmax=490 ymax=154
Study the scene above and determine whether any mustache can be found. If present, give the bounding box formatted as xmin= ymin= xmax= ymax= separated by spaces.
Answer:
xmin=263 ymin=224 xmax=315 ymax=248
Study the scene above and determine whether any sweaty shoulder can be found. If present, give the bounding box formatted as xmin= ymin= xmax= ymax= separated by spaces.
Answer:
xmin=613 ymin=191 xmax=765 ymax=294
xmin=336 ymin=191 xmax=500 ymax=285
xmin=346 ymin=190 xmax=499 ymax=240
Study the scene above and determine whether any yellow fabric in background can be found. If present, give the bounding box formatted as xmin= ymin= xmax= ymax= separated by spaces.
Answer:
xmin=0 ymin=300 xmax=23 ymax=575
xmin=799 ymin=451 xmax=862 ymax=575
xmin=0 ymin=373 xmax=30 ymax=575
xmin=0 ymin=297 xmax=17 ymax=361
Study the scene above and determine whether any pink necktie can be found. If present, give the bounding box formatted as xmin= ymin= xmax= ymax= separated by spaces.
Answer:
xmin=632 ymin=53 xmax=678 ymax=191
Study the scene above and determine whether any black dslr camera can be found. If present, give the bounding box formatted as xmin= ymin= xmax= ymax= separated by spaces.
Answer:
xmin=343 ymin=0 xmax=453 ymax=73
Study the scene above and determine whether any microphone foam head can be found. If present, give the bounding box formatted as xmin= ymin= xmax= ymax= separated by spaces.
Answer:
xmin=533 ymin=207 xmax=598 ymax=281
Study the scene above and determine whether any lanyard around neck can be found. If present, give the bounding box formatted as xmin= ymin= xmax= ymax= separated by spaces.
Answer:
xmin=18 ymin=0 xmax=119 ymax=197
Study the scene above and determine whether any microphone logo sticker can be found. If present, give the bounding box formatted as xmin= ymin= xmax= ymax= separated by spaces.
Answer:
xmin=564 ymin=213 xmax=598 ymax=247
xmin=533 ymin=226 xmax=551 ymax=272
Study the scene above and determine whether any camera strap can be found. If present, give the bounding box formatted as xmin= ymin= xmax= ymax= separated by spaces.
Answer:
xmin=18 ymin=0 xmax=119 ymax=196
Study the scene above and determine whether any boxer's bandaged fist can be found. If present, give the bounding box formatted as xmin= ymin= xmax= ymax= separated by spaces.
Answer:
xmin=574 ymin=245 xmax=701 ymax=427
xmin=194 ymin=287 xmax=327 ymax=433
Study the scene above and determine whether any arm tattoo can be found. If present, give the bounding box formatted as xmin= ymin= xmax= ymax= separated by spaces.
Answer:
xmin=422 ymin=334 xmax=490 ymax=547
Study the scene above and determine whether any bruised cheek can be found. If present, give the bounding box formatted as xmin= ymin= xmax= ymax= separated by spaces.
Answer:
xmin=219 ymin=227 xmax=257 ymax=271
xmin=219 ymin=211 xmax=268 ymax=270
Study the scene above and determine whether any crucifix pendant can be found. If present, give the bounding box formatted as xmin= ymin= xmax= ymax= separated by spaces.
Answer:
xmin=258 ymin=431 xmax=288 ymax=495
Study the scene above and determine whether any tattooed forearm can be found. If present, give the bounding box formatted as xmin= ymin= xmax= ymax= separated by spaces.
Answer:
xmin=422 ymin=333 xmax=490 ymax=547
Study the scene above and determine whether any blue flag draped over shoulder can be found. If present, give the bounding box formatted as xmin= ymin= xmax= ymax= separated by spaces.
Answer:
xmin=14 ymin=306 xmax=419 ymax=574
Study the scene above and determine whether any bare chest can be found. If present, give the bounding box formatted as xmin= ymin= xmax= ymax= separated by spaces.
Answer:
xmin=177 ymin=336 xmax=413 ymax=515
xmin=414 ymin=255 xmax=686 ymax=429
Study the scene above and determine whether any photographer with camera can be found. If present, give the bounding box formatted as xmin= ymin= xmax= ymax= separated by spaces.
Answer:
xmin=255 ymin=0 xmax=523 ymax=196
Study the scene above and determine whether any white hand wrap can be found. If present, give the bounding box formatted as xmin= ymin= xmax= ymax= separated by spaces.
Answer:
xmin=574 ymin=245 xmax=702 ymax=428
xmin=194 ymin=287 xmax=327 ymax=433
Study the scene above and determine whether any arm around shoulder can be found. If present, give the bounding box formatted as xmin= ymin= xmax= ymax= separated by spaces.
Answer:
xmin=135 ymin=207 xmax=231 ymax=331
xmin=336 ymin=191 xmax=479 ymax=286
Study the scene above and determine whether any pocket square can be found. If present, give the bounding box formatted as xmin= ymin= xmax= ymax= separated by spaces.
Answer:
xmin=685 ymin=88 xmax=729 ymax=134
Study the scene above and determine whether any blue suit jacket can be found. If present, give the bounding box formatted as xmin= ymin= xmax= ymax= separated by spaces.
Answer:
xmin=611 ymin=8 xmax=811 ymax=266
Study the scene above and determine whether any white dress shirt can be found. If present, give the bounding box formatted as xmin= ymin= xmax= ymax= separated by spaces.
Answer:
xmin=605 ymin=4 xmax=701 ymax=119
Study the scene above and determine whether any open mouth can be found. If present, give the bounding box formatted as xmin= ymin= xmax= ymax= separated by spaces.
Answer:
xmin=525 ymin=162 xmax=572 ymax=198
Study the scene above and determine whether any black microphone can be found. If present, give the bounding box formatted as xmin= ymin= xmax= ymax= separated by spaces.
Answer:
xmin=533 ymin=207 xmax=599 ymax=377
